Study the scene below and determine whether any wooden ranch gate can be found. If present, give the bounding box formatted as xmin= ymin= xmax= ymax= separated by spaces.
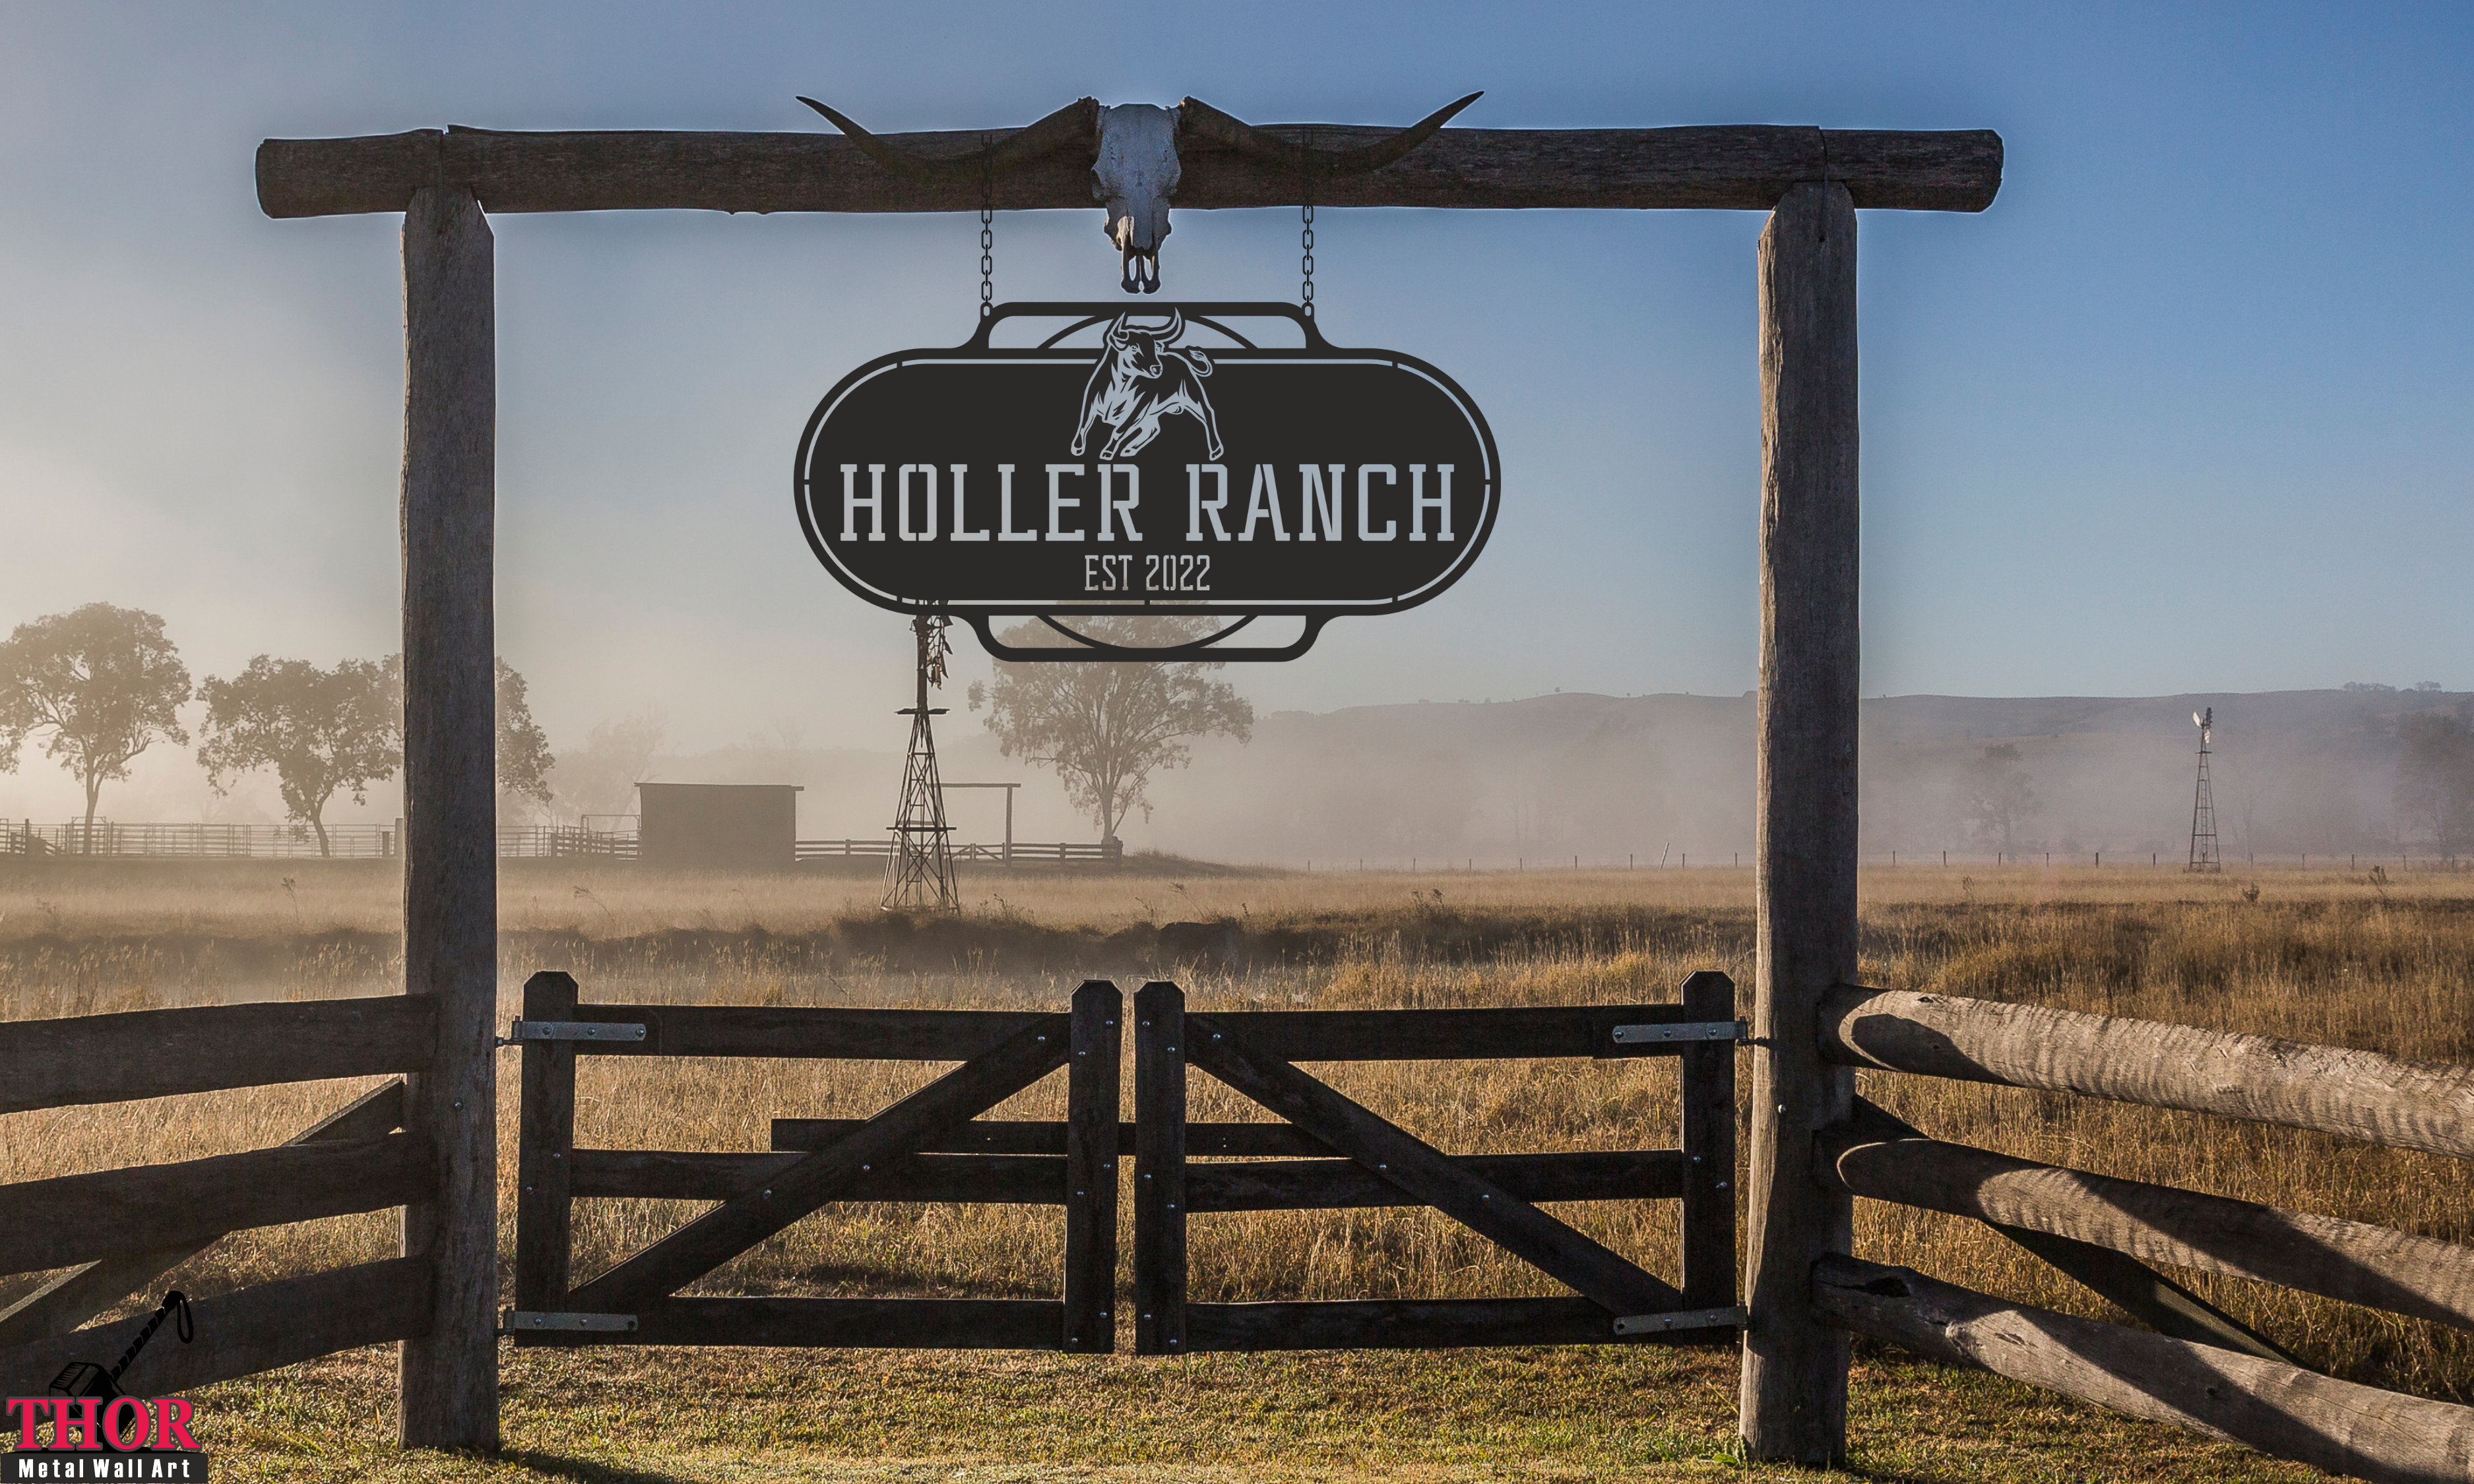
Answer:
xmin=507 ymin=972 xmax=1740 ymax=1355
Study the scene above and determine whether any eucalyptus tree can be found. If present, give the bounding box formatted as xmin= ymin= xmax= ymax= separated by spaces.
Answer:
xmin=197 ymin=655 xmax=402 ymax=855
xmin=0 ymin=603 xmax=192 ymax=847
xmin=968 ymin=615 xmax=1252 ymax=846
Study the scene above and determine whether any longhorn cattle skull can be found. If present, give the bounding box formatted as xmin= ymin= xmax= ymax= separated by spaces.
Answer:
xmin=798 ymin=92 xmax=1483 ymax=295
xmin=1093 ymin=105 xmax=1180 ymax=294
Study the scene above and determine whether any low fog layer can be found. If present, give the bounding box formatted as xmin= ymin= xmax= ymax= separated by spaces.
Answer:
xmin=13 ymin=685 xmax=2461 ymax=865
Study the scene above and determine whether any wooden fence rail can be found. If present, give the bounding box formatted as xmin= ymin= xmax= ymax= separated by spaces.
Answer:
xmin=1818 ymin=985 xmax=2474 ymax=1158
xmin=0 ymin=989 xmax=453 ymax=1444
xmin=543 ymin=1003 xmax=1050 ymax=1061
xmin=771 ymin=1117 xmax=1343 ymax=1156
xmin=1815 ymin=1256 xmax=2474 ymax=1484
xmin=1808 ymin=985 xmax=2474 ymax=1479
xmin=793 ymin=838 xmax=1119 ymax=864
xmin=0 ymin=997 xmax=435 ymax=1115
xmin=0 ymin=1133 xmax=431 ymax=1276
xmin=545 ymin=1298 xmax=1065 ymax=1350
xmin=0 ymin=1258 xmax=433 ymax=1403
xmin=1817 ymin=1109 xmax=2474 ymax=1333
xmin=0 ymin=1080 xmax=410 ymax=1346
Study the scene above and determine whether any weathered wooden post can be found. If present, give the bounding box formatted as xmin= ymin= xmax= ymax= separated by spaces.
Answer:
xmin=397 ymin=183 xmax=500 ymax=1450
xmin=1739 ymin=179 xmax=1860 ymax=1465
xmin=1062 ymin=979 xmax=1122 ymax=1352
xmin=1133 ymin=981 xmax=1187 ymax=1355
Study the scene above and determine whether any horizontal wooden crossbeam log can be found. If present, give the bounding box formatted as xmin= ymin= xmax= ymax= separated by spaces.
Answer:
xmin=1189 ymin=1005 xmax=1701 ymax=1062
xmin=513 ymin=1297 xmax=1063 ymax=1349
xmin=552 ymin=1004 xmax=1049 ymax=1061
xmin=1186 ymin=1150 xmax=1683 ymax=1212
xmin=565 ymin=1015 xmax=1070 ymax=1313
xmin=0 ymin=1132 xmax=432 ymax=1277
xmin=0 ymin=1079 xmax=407 ymax=1345
xmin=1814 ymin=1256 xmax=2474 ymax=1484
xmin=571 ymin=1150 xmax=1067 ymax=1204
xmin=1185 ymin=1297 xmax=1731 ymax=1351
xmin=1818 ymin=1108 xmax=2474 ymax=1334
xmin=257 ymin=124 xmax=2001 ymax=220
xmin=0 ymin=997 xmax=433 ymax=1115
xmin=0 ymin=1257 xmax=432 ymax=1401
xmin=1189 ymin=1015 xmax=1684 ymax=1314
xmin=1819 ymin=986 xmax=2474 ymax=1159
xmin=772 ymin=1118 xmax=1339 ymax=1157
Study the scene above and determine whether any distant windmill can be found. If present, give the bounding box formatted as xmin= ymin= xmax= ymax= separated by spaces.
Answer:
xmin=883 ymin=613 xmax=961 ymax=913
xmin=2187 ymin=708 xmax=2222 ymax=873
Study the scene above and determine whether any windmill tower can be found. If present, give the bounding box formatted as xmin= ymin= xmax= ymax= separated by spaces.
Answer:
xmin=2187 ymin=707 xmax=2222 ymax=873
xmin=883 ymin=613 xmax=961 ymax=913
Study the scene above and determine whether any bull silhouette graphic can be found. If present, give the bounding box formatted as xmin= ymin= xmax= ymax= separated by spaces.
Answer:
xmin=1070 ymin=311 xmax=1224 ymax=460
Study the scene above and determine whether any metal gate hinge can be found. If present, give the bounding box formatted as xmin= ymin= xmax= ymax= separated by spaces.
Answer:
xmin=501 ymin=1309 xmax=637 ymax=1334
xmin=500 ymin=1019 xmax=647 ymax=1045
xmin=1611 ymin=1305 xmax=1748 ymax=1336
xmin=1610 ymin=1020 xmax=1747 ymax=1045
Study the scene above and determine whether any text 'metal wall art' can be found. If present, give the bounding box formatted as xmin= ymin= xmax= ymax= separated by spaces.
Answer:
xmin=795 ymin=302 xmax=1498 ymax=660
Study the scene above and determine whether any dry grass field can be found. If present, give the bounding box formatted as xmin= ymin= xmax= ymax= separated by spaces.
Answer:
xmin=3 ymin=855 xmax=2469 ymax=1480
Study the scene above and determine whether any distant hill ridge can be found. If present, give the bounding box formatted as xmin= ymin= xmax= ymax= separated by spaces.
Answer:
xmin=658 ymin=687 xmax=2468 ymax=863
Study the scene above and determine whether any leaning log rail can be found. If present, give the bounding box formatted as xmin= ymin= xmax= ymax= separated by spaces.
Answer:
xmin=0 ymin=999 xmax=441 ymax=1406
xmin=1806 ymin=983 xmax=2474 ymax=1483
xmin=1132 ymin=972 xmax=1740 ymax=1354
xmin=1820 ymin=985 xmax=2474 ymax=1158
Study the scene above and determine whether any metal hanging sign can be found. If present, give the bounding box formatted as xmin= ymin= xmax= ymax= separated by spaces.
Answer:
xmin=794 ymin=302 xmax=1498 ymax=660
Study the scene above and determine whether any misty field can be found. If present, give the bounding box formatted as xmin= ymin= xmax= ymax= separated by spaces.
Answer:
xmin=4 ymin=856 xmax=2470 ymax=1481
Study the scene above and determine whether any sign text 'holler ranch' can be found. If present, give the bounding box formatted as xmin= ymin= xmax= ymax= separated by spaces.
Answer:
xmin=795 ymin=304 xmax=1498 ymax=623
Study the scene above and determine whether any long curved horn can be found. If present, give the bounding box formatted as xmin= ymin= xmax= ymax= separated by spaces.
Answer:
xmin=797 ymin=96 xmax=1100 ymax=184
xmin=1178 ymin=92 xmax=1481 ymax=178
xmin=1107 ymin=313 xmax=1131 ymax=347
xmin=1160 ymin=309 xmax=1184 ymax=343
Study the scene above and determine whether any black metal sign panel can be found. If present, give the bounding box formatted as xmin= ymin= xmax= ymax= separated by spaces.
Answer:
xmin=794 ymin=303 xmax=1497 ymax=659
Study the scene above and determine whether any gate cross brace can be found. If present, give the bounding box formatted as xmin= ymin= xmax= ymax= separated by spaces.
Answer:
xmin=1187 ymin=1014 xmax=1684 ymax=1315
xmin=565 ymin=1015 xmax=1071 ymax=1313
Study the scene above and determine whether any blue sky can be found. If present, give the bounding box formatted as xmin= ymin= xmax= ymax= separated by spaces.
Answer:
xmin=0 ymin=1 xmax=2467 ymax=768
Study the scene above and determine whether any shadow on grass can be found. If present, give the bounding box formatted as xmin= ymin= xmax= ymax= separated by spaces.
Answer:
xmin=495 ymin=1451 xmax=695 ymax=1484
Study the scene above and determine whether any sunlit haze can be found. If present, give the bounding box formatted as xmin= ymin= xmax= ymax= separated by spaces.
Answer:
xmin=2 ymin=2 xmax=2467 ymax=851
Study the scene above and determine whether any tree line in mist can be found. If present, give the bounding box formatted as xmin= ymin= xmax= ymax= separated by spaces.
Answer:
xmin=0 ymin=606 xmax=1257 ymax=856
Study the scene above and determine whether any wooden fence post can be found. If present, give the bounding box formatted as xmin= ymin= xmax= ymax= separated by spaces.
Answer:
xmin=1063 ymin=979 xmax=1122 ymax=1352
xmin=1740 ymin=179 xmax=1859 ymax=1466
xmin=1133 ymin=981 xmax=1186 ymax=1355
xmin=1680 ymin=970 xmax=1738 ymax=1309
xmin=397 ymin=182 xmax=499 ymax=1451
xmin=515 ymin=972 xmax=577 ymax=1317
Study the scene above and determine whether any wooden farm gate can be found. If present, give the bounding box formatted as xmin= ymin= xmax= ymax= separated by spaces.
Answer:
xmin=0 ymin=998 xmax=457 ymax=1403
xmin=506 ymin=972 xmax=1740 ymax=1353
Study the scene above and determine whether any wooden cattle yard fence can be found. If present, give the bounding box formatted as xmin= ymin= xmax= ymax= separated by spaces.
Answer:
xmin=505 ymin=971 xmax=1738 ymax=1356
xmin=0 ymin=998 xmax=453 ymax=1398
xmin=1802 ymin=987 xmax=2474 ymax=1483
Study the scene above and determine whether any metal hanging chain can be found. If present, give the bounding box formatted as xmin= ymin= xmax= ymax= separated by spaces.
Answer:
xmin=1299 ymin=129 xmax=1316 ymax=318
xmin=978 ymin=137 xmax=996 ymax=319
